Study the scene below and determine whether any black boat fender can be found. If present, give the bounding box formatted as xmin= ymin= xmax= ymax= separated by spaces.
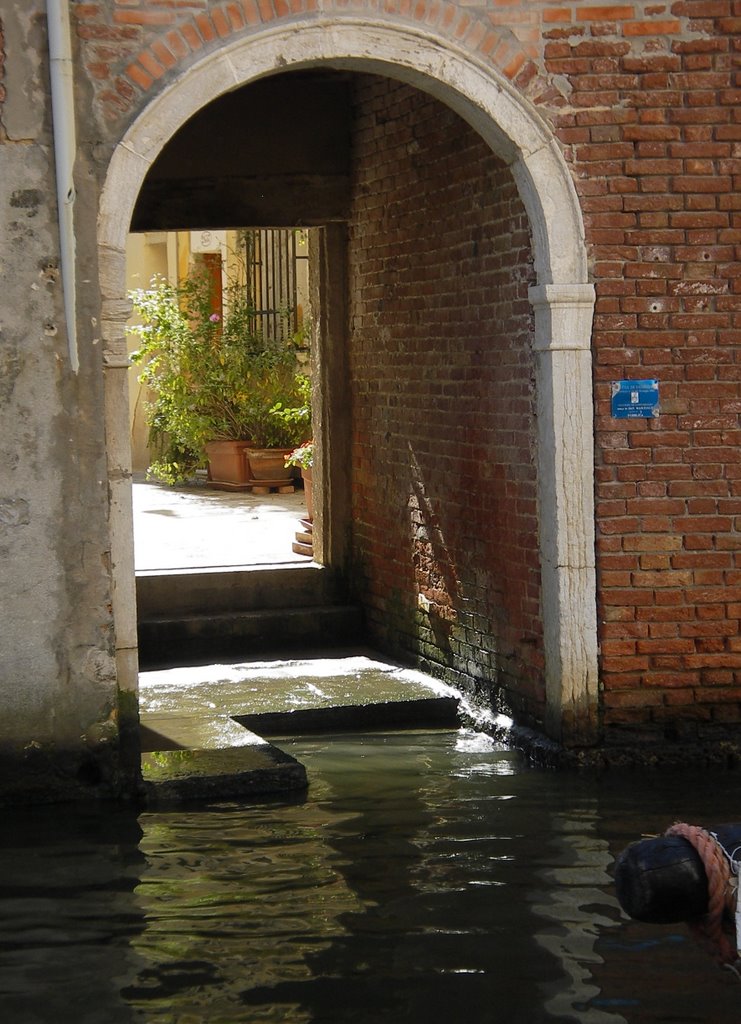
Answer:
xmin=615 ymin=822 xmax=741 ymax=966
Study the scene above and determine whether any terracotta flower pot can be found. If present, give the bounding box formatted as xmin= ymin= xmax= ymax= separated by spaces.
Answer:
xmin=205 ymin=440 xmax=253 ymax=488
xmin=302 ymin=467 xmax=313 ymax=521
xmin=247 ymin=448 xmax=294 ymax=482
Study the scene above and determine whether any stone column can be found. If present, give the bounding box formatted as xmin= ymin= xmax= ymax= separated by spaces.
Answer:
xmin=310 ymin=225 xmax=352 ymax=572
xmin=530 ymin=283 xmax=599 ymax=746
xmin=99 ymin=244 xmax=141 ymax=780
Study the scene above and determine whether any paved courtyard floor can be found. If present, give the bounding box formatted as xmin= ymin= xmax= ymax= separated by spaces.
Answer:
xmin=133 ymin=474 xmax=309 ymax=571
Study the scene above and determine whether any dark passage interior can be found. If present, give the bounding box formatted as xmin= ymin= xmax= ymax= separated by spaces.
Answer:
xmin=133 ymin=70 xmax=545 ymax=734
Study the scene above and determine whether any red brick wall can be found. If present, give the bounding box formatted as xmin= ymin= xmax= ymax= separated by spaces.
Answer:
xmin=346 ymin=76 xmax=543 ymax=725
xmin=544 ymin=3 xmax=741 ymax=743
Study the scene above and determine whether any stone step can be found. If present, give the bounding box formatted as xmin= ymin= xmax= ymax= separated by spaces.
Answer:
xmin=139 ymin=652 xmax=462 ymax=738
xmin=138 ymin=603 xmax=365 ymax=669
xmin=136 ymin=562 xmax=346 ymax=618
xmin=235 ymin=695 xmax=460 ymax=736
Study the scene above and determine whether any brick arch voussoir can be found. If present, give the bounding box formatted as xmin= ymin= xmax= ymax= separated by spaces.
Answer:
xmin=109 ymin=2 xmax=548 ymax=127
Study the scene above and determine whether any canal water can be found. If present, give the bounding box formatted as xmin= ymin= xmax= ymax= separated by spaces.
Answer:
xmin=2 ymin=729 xmax=741 ymax=1023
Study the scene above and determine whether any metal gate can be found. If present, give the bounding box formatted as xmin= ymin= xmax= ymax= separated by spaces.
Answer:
xmin=243 ymin=229 xmax=307 ymax=342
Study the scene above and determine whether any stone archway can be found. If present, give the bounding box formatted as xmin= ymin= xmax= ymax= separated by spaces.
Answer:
xmin=99 ymin=19 xmax=597 ymax=747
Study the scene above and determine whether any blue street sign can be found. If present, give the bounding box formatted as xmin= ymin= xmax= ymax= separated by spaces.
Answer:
xmin=611 ymin=379 xmax=660 ymax=419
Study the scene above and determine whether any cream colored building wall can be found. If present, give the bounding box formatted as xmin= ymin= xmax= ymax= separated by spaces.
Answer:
xmin=126 ymin=232 xmax=173 ymax=472
xmin=295 ymin=231 xmax=310 ymax=349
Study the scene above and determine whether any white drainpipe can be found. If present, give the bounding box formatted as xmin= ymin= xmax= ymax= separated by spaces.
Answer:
xmin=46 ymin=0 xmax=78 ymax=373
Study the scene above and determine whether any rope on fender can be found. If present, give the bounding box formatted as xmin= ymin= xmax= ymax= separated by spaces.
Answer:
xmin=665 ymin=822 xmax=738 ymax=966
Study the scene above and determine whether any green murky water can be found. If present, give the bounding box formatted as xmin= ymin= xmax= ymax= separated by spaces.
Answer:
xmin=2 ymin=731 xmax=741 ymax=1023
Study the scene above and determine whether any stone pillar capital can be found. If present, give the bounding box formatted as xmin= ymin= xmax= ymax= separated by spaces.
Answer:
xmin=529 ymin=283 xmax=596 ymax=352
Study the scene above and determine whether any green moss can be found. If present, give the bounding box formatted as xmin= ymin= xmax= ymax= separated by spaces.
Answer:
xmin=116 ymin=688 xmax=144 ymax=797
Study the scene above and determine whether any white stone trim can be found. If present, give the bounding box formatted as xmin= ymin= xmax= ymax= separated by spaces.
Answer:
xmin=530 ymin=284 xmax=598 ymax=742
xmin=98 ymin=16 xmax=598 ymax=744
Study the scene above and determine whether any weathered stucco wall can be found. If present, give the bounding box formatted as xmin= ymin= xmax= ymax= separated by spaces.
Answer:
xmin=0 ymin=5 xmax=138 ymax=802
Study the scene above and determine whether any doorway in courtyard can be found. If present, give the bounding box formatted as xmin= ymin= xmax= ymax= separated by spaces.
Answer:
xmin=101 ymin=25 xmax=597 ymax=747
xmin=127 ymin=225 xmax=316 ymax=572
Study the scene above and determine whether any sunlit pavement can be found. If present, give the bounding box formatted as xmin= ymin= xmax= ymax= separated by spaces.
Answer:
xmin=133 ymin=474 xmax=309 ymax=571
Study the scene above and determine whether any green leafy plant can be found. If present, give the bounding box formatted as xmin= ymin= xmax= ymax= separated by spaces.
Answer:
xmin=129 ymin=261 xmax=311 ymax=484
xmin=267 ymin=373 xmax=312 ymax=450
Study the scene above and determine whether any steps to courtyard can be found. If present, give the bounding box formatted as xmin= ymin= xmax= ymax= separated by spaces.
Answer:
xmin=136 ymin=562 xmax=365 ymax=669
xmin=136 ymin=559 xmax=460 ymax=804
xmin=133 ymin=483 xmax=462 ymax=803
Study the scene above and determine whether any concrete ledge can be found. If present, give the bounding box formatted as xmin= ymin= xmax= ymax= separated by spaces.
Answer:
xmin=141 ymin=742 xmax=308 ymax=805
xmin=489 ymin=720 xmax=741 ymax=772
xmin=140 ymin=713 xmax=256 ymax=752
xmin=139 ymin=713 xmax=309 ymax=805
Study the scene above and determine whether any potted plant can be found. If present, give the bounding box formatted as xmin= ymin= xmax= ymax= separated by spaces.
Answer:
xmin=246 ymin=373 xmax=312 ymax=483
xmin=129 ymin=264 xmax=311 ymax=487
xmin=285 ymin=439 xmax=314 ymax=520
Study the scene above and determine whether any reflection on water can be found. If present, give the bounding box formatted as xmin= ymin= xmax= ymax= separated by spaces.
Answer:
xmin=531 ymin=806 xmax=624 ymax=1023
xmin=2 ymin=731 xmax=741 ymax=1023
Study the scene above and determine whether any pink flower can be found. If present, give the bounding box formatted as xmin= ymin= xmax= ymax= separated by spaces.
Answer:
xmin=209 ymin=313 xmax=221 ymax=323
